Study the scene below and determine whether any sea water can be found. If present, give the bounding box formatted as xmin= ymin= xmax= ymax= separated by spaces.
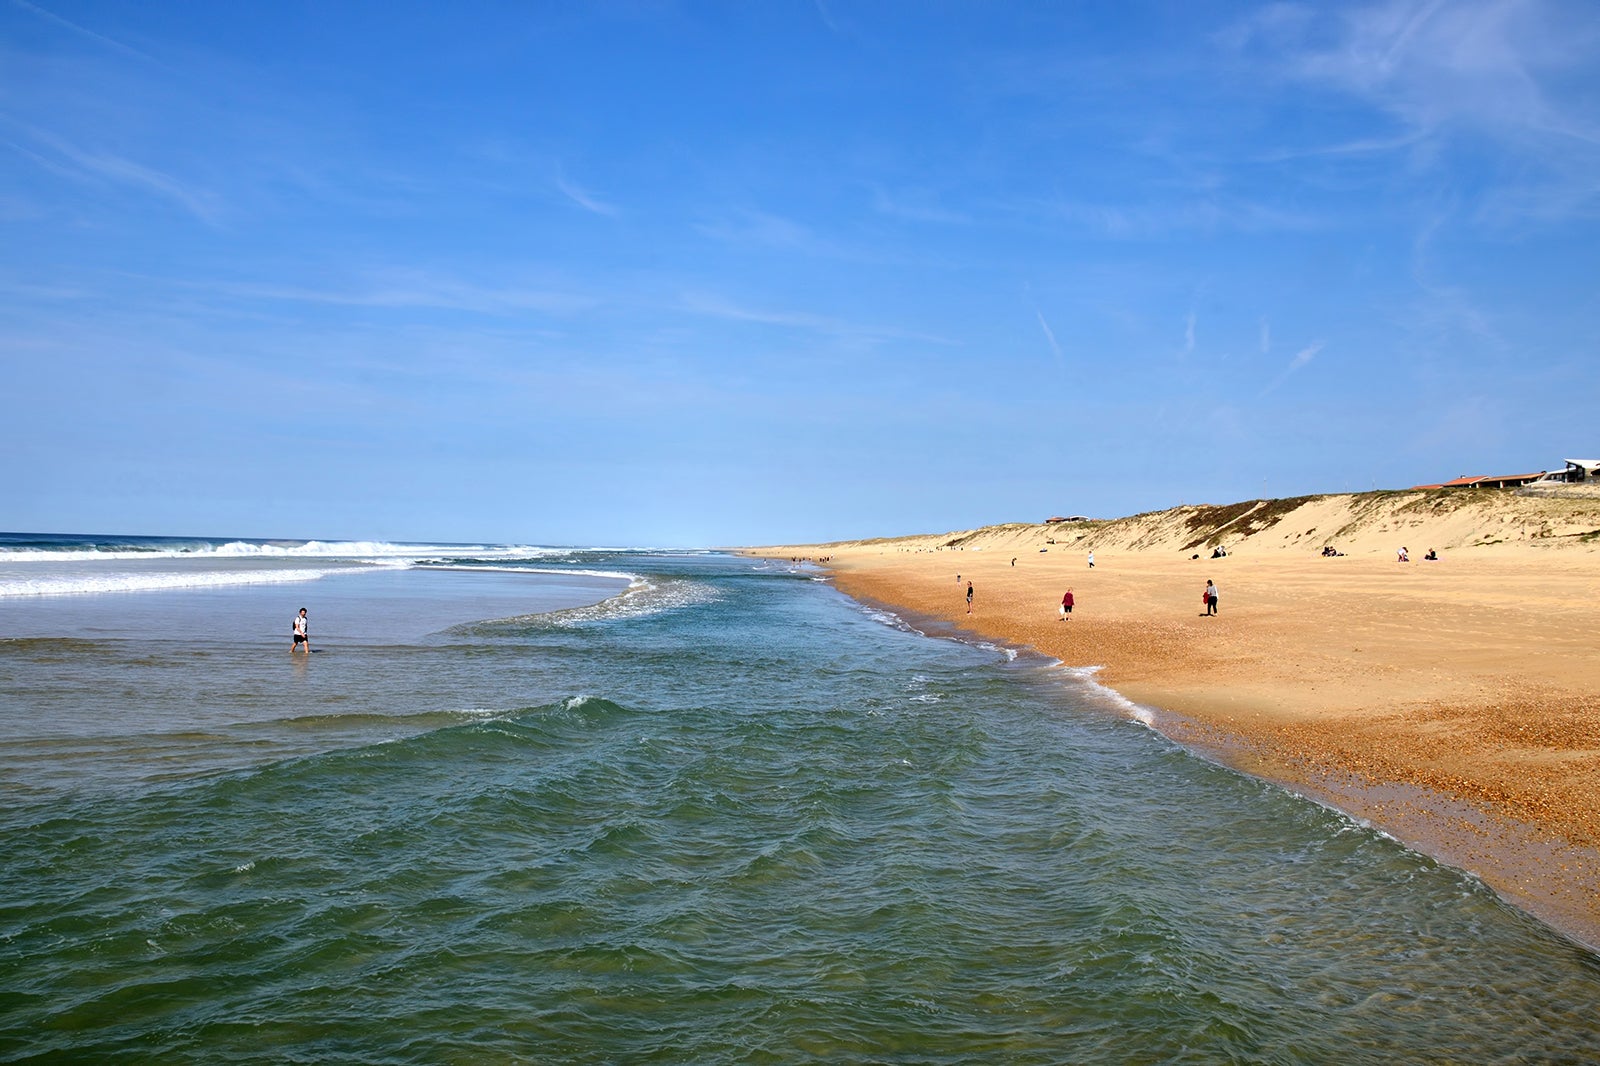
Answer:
xmin=2 ymin=535 xmax=1598 ymax=1063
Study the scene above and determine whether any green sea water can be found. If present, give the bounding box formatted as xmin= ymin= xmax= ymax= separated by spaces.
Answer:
xmin=2 ymin=545 xmax=1598 ymax=1063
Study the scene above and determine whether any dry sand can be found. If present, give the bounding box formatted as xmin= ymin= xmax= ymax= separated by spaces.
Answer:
xmin=748 ymin=488 xmax=1600 ymax=950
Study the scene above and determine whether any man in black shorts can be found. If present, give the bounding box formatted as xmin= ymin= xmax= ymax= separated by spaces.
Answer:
xmin=292 ymin=607 xmax=310 ymax=653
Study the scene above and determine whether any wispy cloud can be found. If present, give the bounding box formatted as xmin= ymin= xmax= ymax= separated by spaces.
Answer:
xmin=3 ymin=119 xmax=222 ymax=224
xmin=678 ymin=290 xmax=952 ymax=346
xmin=555 ymin=174 xmax=619 ymax=217
xmin=1288 ymin=342 xmax=1322 ymax=371
xmin=1182 ymin=312 xmax=1196 ymax=356
xmin=1036 ymin=309 xmax=1064 ymax=365
xmin=812 ymin=0 xmax=846 ymax=36
xmin=196 ymin=272 xmax=599 ymax=317
xmin=868 ymin=184 xmax=970 ymax=226
xmin=1024 ymin=195 xmax=1324 ymax=238
xmin=1259 ymin=316 xmax=1271 ymax=354
xmin=1318 ymin=1 xmax=1594 ymax=138
xmin=1225 ymin=1 xmax=1600 ymax=168
xmin=1262 ymin=341 xmax=1326 ymax=395
xmin=695 ymin=208 xmax=848 ymax=257
xmin=11 ymin=0 xmax=161 ymax=65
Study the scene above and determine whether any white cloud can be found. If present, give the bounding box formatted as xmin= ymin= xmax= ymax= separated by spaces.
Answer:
xmin=677 ymin=290 xmax=952 ymax=346
xmin=1288 ymin=341 xmax=1323 ymax=370
xmin=3 ymin=120 xmax=222 ymax=224
xmin=1036 ymin=310 xmax=1064 ymax=364
xmin=11 ymin=0 xmax=160 ymax=65
xmin=695 ymin=208 xmax=841 ymax=256
xmin=1260 ymin=341 xmax=1326 ymax=396
xmin=1024 ymin=195 xmax=1323 ymax=238
xmin=869 ymin=185 xmax=970 ymax=226
xmin=1231 ymin=1 xmax=1600 ymax=148
xmin=196 ymin=272 xmax=599 ymax=317
xmin=555 ymin=174 xmax=619 ymax=217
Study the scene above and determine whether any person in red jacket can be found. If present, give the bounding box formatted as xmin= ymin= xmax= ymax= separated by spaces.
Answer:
xmin=1060 ymin=588 xmax=1074 ymax=619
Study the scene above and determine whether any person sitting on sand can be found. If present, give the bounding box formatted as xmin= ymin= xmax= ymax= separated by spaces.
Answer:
xmin=1425 ymin=548 xmax=1438 ymax=561
xmin=292 ymin=607 xmax=310 ymax=653
xmin=1398 ymin=547 xmax=1409 ymax=563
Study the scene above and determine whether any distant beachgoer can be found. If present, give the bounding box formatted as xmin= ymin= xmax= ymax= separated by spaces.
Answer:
xmin=1060 ymin=589 xmax=1074 ymax=619
xmin=1088 ymin=551 xmax=1095 ymax=568
xmin=292 ymin=607 xmax=310 ymax=653
xmin=1398 ymin=547 xmax=1409 ymax=563
xmin=1011 ymin=557 xmax=1016 ymax=567
xmin=966 ymin=581 xmax=974 ymax=613
xmin=1204 ymin=580 xmax=1218 ymax=616
xmin=1425 ymin=548 xmax=1438 ymax=561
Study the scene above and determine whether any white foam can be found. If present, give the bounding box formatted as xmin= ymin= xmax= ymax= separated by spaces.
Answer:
xmin=855 ymin=603 xmax=925 ymax=635
xmin=0 ymin=568 xmax=336 ymax=598
xmin=419 ymin=564 xmax=635 ymax=583
xmin=973 ymin=641 xmax=1020 ymax=661
xmin=1055 ymin=664 xmax=1157 ymax=726
xmin=542 ymin=574 xmax=717 ymax=626
xmin=0 ymin=541 xmax=557 ymax=564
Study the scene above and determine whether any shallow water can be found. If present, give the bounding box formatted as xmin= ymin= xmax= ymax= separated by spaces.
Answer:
xmin=2 ymin=544 xmax=1598 ymax=1062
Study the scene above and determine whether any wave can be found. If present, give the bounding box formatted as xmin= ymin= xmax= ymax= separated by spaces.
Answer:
xmin=418 ymin=563 xmax=636 ymax=583
xmin=541 ymin=574 xmax=716 ymax=625
xmin=0 ymin=539 xmax=557 ymax=564
xmin=1054 ymin=664 xmax=1158 ymax=727
xmin=452 ymin=572 xmax=715 ymax=633
xmin=0 ymin=567 xmax=345 ymax=598
xmin=230 ymin=696 xmax=643 ymax=784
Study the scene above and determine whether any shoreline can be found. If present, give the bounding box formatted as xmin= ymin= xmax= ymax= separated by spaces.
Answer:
xmin=824 ymin=573 xmax=1600 ymax=953
xmin=745 ymin=492 xmax=1600 ymax=952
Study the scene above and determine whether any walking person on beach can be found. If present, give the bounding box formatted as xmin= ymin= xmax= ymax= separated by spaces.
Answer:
xmin=1088 ymin=551 xmax=1095 ymax=568
xmin=292 ymin=607 xmax=310 ymax=653
xmin=1060 ymin=588 xmax=1074 ymax=619
xmin=1204 ymin=580 xmax=1218 ymax=616
xmin=966 ymin=581 xmax=974 ymax=613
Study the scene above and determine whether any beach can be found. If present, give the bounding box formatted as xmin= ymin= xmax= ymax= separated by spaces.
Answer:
xmin=7 ymin=533 xmax=1600 ymax=1058
xmin=749 ymin=488 xmax=1600 ymax=949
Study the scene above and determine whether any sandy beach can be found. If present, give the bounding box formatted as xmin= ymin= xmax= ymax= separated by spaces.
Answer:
xmin=749 ymin=488 xmax=1600 ymax=949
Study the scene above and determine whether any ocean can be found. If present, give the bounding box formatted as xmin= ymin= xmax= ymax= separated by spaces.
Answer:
xmin=2 ymin=533 xmax=1598 ymax=1063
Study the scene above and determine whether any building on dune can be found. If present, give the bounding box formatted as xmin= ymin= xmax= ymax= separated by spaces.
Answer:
xmin=1411 ymin=459 xmax=1600 ymax=491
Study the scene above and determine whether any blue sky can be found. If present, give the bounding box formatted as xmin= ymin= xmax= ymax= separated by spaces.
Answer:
xmin=4 ymin=1 xmax=1597 ymax=546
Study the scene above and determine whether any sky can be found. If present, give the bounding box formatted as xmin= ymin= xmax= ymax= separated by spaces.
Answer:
xmin=3 ymin=1 xmax=1598 ymax=546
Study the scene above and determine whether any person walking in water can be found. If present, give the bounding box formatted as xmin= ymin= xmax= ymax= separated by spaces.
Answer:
xmin=966 ymin=581 xmax=974 ymax=613
xmin=1204 ymin=580 xmax=1218 ymax=616
xmin=292 ymin=607 xmax=311 ymax=653
xmin=1060 ymin=588 xmax=1074 ymax=619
